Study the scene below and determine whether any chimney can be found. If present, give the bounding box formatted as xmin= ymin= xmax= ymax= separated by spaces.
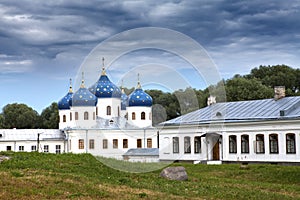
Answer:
xmin=207 ymin=96 xmax=216 ymax=106
xmin=274 ymin=86 xmax=285 ymax=100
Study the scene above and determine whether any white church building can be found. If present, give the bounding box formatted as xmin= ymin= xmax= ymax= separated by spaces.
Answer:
xmin=1 ymin=58 xmax=300 ymax=164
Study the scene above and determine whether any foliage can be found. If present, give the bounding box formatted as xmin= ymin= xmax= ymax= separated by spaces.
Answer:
xmin=0 ymin=152 xmax=299 ymax=199
xmin=39 ymin=102 xmax=59 ymax=129
xmin=2 ymin=103 xmax=40 ymax=129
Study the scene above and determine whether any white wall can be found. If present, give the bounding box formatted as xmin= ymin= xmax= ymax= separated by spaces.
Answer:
xmin=127 ymin=106 xmax=152 ymax=128
xmin=96 ymin=98 xmax=121 ymax=119
xmin=70 ymin=106 xmax=97 ymax=129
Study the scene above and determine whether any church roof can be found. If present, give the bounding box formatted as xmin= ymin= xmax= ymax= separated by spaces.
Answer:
xmin=161 ymin=96 xmax=300 ymax=126
xmin=91 ymin=74 xmax=122 ymax=98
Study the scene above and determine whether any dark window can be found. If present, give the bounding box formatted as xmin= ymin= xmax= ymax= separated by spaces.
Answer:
xmin=63 ymin=115 xmax=66 ymax=122
xmin=229 ymin=135 xmax=237 ymax=153
xmin=75 ymin=112 xmax=79 ymax=120
xmin=84 ymin=111 xmax=88 ymax=120
xmin=103 ymin=139 xmax=108 ymax=149
xmin=137 ymin=139 xmax=142 ymax=148
xmin=184 ymin=137 xmax=191 ymax=154
xmin=55 ymin=145 xmax=61 ymax=154
xmin=286 ymin=133 xmax=296 ymax=154
xmin=241 ymin=135 xmax=249 ymax=153
xmin=19 ymin=146 xmax=24 ymax=152
xmin=113 ymin=139 xmax=118 ymax=149
xmin=89 ymin=139 xmax=95 ymax=149
xmin=79 ymin=139 xmax=84 ymax=149
xmin=107 ymin=106 xmax=111 ymax=116
xmin=31 ymin=145 xmax=37 ymax=152
xmin=147 ymin=138 xmax=152 ymax=148
xmin=70 ymin=112 xmax=72 ymax=121
xmin=269 ymin=134 xmax=279 ymax=154
xmin=132 ymin=112 xmax=136 ymax=120
xmin=256 ymin=134 xmax=265 ymax=154
xmin=44 ymin=145 xmax=49 ymax=153
xmin=141 ymin=112 xmax=146 ymax=120
xmin=123 ymin=139 xmax=128 ymax=148
xmin=194 ymin=136 xmax=201 ymax=153
xmin=173 ymin=137 xmax=179 ymax=153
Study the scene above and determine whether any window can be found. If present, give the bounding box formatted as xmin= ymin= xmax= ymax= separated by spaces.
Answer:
xmin=103 ymin=139 xmax=108 ymax=149
xmin=44 ymin=145 xmax=49 ymax=153
xmin=173 ymin=137 xmax=179 ymax=153
xmin=96 ymin=107 xmax=98 ymax=116
xmin=56 ymin=145 xmax=61 ymax=154
xmin=19 ymin=146 xmax=24 ymax=152
xmin=184 ymin=137 xmax=191 ymax=153
xmin=255 ymin=134 xmax=265 ymax=154
xmin=63 ymin=115 xmax=66 ymax=122
xmin=147 ymin=138 xmax=152 ymax=148
xmin=89 ymin=139 xmax=95 ymax=149
xmin=123 ymin=139 xmax=128 ymax=148
xmin=75 ymin=112 xmax=79 ymax=120
xmin=141 ymin=112 xmax=146 ymax=120
xmin=6 ymin=146 xmax=11 ymax=151
xmin=113 ymin=139 xmax=118 ymax=149
xmin=107 ymin=106 xmax=111 ymax=116
xmin=93 ymin=112 xmax=95 ymax=120
xmin=70 ymin=112 xmax=72 ymax=121
xmin=269 ymin=134 xmax=279 ymax=154
xmin=194 ymin=136 xmax=201 ymax=153
xmin=229 ymin=135 xmax=237 ymax=153
xmin=241 ymin=135 xmax=249 ymax=153
xmin=79 ymin=139 xmax=84 ymax=149
xmin=132 ymin=112 xmax=136 ymax=120
xmin=118 ymin=106 xmax=120 ymax=117
xmin=137 ymin=139 xmax=142 ymax=148
xmin=286 ymin=133 xmax=296 ymax=154
xmin=84 ymin=111 xmax=89 ymax=120
xmin=31 ymin=145 xmax=37 ymax=152
xmin=149 ymin=112 xmax=152 ymax=120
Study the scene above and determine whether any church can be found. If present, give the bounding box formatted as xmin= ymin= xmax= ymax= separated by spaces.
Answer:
xmin=0 ymin=59 xmax=300 ymax=164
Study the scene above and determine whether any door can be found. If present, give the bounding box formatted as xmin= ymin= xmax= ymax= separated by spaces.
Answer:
xmin=213 ymin=141 xmax=220 ymax=160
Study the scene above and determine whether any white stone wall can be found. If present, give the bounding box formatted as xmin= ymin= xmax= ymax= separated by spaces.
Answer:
xmin=127 ymin=106 xmax=152 ymax=128
xmin=96 ymin=98 xmax=121 ymax=119
xmin=65 ymin=128 xmax=158 ymax=159
xmin=70 ymin=106 xmax=97 ymax=129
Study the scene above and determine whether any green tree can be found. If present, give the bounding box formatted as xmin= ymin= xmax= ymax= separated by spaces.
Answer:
xmin=40 ymin=102 xmax=59 ymax=129
xmin=225 ymin=77 xmax=274 ymax=101
xmin=2 ymin=103 xmax=40 ymax=129
xmin=247 ymin=65 xmax=299 ymax=94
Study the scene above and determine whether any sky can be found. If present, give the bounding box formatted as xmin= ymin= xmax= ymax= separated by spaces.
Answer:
xmin=1 ymin=0 xmax=300 ymax=113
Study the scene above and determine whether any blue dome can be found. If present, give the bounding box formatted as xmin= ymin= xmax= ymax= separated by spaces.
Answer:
xmin=92 ymin=75 xmax=122 ymax=98
xmin=70 ymin=87 xmax=97 ymax=107
xmin=121 ymin=91 xmax=128 ymax=110
xmin=129 ymin=88 xmax=152 ymax=107
xmin=58 ymin=92 xmax=73 ymax=110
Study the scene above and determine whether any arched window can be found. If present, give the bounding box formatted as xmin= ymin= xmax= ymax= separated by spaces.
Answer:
xmin=107 ymin=106 xmax=111 ymax=116
xmin=194 ymin=136 xmax=201 ymax=153
xmin=173 ymin=137 xmax=179 ymax=153
xmin=269 ymin=134 xmax=278 ymax=154
xmin=184 ymin=136 xmax=191 ymax=154
xmin=241 ymin=135 xmax=249 ymax=153
xmin=255 ymin=134 xmax=265 ymax=154
xmin=229 ymin=135 xmax=237 ymax=153
xmin=96 ymin=107 xmax=98 ymax=116
xmin=141 ymin=112 xmax=146 ymax=120
xmin=93 ymin=112 xmax=95 ymax=120
xmin=84 ymin=111 xmax=88 ymax=120
xmin=286 ymin=133 xmax=296 ymax=154
xmin=118 ymin=106 xmax=120 ymax=117
xmin=63 ymin=115 xmax=66 ymax=122
xmin=75 ymin=112 xmax=79 ymax=120
xmin=70 ymin=112 xmax=72 ymax=121
xmin=132 ymin=112 xmax=136 ymax=120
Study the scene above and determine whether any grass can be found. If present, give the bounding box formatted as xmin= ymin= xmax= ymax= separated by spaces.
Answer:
xmin=0 ymin=152 xmax=299 ymax=199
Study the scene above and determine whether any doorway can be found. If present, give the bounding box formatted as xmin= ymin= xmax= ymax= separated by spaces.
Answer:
xmin=213 ymin=141 xmax=220 ymax=160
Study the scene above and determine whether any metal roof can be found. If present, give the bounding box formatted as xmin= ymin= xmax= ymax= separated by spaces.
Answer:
xmin=123 ymin=148 xmax=159 ymax=156
xmin=161 ymin=96 xmax=300 ymax=126
xmin=0 ymin=129 xmax=65 ymax=141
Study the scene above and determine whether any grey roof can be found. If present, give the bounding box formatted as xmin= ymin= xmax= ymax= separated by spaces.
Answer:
xmin=161 ymin=96 xmax=300 ymax=126
xmin=123 ymin=148 xmax=159 ymax=156
xmin=0 ymin=129 xmax=65 ymax=141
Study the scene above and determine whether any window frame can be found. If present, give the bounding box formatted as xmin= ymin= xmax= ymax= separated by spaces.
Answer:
xmin=184 ymin=136 xmax=191 ymax=154
xmin=241 ymin=134 xmax=249 ymax=154
xmin=286 ymin=133 xmax=296 ymax=154
xmin=269 ymin=134 xmax=279 ymax=154
xmin=78 ymin=139 xmax=84 ymax=149
xmin=194 ymin=136 xmax=201 ymax=153
xmin=173 ymin=137 xmax=179 ymax=153
xmin=255 ymin=134 xmax=265 ymax=154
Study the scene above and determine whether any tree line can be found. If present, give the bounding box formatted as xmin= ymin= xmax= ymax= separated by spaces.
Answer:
xmin=1 ymin=64 xmax=299 ymax=128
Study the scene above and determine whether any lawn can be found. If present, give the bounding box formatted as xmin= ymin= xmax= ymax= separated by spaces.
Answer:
xmin=0 ymin=152 xmax=299 ymax=199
